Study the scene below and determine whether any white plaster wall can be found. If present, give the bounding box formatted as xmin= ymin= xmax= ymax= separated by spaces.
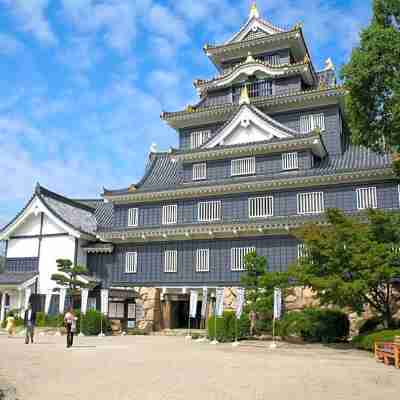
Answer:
xmin=77 ymin=239 xmax=88 ymax=267
xmin=12 ymin=213 xmax=41 ymax=236
xmin=38 ymin=236 xmax=76 ymax=293
xmin=7 ymin=238 xmax=39 ymax=258
xmin=224 ymin=124 xmax=273 ymax=146
xmin=41 ymin=214 xmax=65 ymax=235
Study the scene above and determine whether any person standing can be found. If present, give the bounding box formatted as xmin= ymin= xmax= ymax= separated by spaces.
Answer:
xmin=249 ymin=309 xmax=257 ymax=337
xmin=64 ymin=308 xmax=77 ymax=348
xmin=24 ymin=303 xmax=36 ymax=344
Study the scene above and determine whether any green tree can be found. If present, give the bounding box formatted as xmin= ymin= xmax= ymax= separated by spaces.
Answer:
xmin=51 ymin=259 xmax=92 ymax=295
xmin=291 ymin=209 xmax=400 ymax=328
xmin=241 ymin=251 xmax=289 ymax=316
xmin=341 ymin=1 xmax=400 ymax=156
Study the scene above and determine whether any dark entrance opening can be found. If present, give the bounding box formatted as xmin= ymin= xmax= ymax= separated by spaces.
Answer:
xmin=170 ymin=300 xmax=189 ymax=329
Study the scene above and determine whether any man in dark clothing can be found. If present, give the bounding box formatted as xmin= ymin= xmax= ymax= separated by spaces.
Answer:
xmin=24 ymin=303 xmax=36 ymax=344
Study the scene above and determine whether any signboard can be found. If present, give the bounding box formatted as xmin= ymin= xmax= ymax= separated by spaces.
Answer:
xmin=136 ymin=303 xmax=145 ymax=321
xmin=189 ymin=290 xmax=198 ymax=318
xmin=273 ymin=288 xmax=282 ymax=320
xmin=235 ymin=288 xmax=245 ymax=319
xmin=127 ymin=320 xmax=135 ymax=329
xmin=201 ymin=288 xmax=208 ymax=319
xmin=81 ymin=289 xmax=89 ymax=314
xmin=215 ymin=287 xmax=224 ymax=317
xmin=100 ymin=289 xmax=109 ymax=315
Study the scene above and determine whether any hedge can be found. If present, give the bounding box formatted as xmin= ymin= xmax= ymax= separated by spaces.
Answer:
xmin=352 ymin=330 xmax=400 ymax=351
xmin=207 ymin=311 xmax=250 ymax=342
xmin=278 ymin=308 xmax=350 ymax=343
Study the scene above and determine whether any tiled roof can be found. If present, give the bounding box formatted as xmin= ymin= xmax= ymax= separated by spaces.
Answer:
xmin=0 ymin=272 xmax=37 ymax=286
xmin=75 ymin=199 xmax=114 ymax=230
xmin=38 ymin=187 xmax=97 ymax=235
xmin=104 ymin=144 xmax=392 ymax=197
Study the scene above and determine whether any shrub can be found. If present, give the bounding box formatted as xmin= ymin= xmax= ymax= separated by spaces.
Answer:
xmin=279 ymin=308 xmax=350 ymax=343
xmin=358 ymin=317 xmax=384 ymax=335
xmin=207 ymin=311 xmax=249 ymax=342
xmin=352 ymin=330 xmax=400 ymax=351
xmin=81 ymin=310 xmax=110 ymax=335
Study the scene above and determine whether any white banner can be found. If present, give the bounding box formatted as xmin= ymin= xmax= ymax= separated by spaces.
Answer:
xmin=215 ymin=287 xmax=224 ymax=317
xmin=0 ymin=293 xmax=6 ymax=322
xmin=101 ymin=289 xmax=109 ymax=315
xmin=201 ymin=287 xmax=208 ymax=319
xmin=24 ymin=287 xmax=32 ymax=311
xmin=44 ymin=293 xmax=52 ymax=315
xmin=59 ymin=288 xmax=67 ymax=314
xmin=189 ymin=290 xmax=198 ymax=318
xmin=273 ymin=288 xmax=282 ymax=320
xmin=235 ymin=288 xmax=245 ymax=319
xmin=81 ymin=288 xmax=89 ymax=314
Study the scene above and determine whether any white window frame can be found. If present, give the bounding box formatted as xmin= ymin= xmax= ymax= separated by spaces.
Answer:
xmin=297 ymin=243 xmax=307 ymax=259
xmin=196 ymin=249 xmax=210 ymax=272
xmin=231 ymin=157 xmax=256 ymax=177
xmin=190 ymin=130 xmax=211 ymax=149
xmin=164 ymin=250 xmax=177 ymax=273
xmin=356 ymin=187 xmax=377 ymax=210
xmin=231 ymin=247 xmax=256 ymax=271
xmin=162 ymin=204 xmax=177 ymax=225
xmin=297 ymin=192 xmax=325 ymax=215
xmin=125 ymin=252 xmax=138 ymax=273
xmin=128 ymin=208 xmax=138 ymax=227
xmin=248 ymin=196 xmax=274 ymax=218
xmin=198 ymin=200 xmax=221 ymax=222
xmin=192 ymin=163 xmax=207 ymax=181
xmin=282 ymin=152 xmax=299 ymax=170
xmin=300 ymin=113 xmax=325 ymax=134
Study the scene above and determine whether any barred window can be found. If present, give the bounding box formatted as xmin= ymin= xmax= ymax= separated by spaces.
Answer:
xmin=297 ymin=192 xmax=324 ymax=215
xmin=282 ymin=152 xmax=299 ymax=170
xmin=198 ymin=201 xmax=221 ymax=222
xmin=249 ymin=196 xmax=274 ymax=218
xmin=192 ymin=163 xmax=207 ymax=181
xmin=164 ymin=250 xmax=177 ymax=273
xmin=196 ymin=249 xmax=210 ymax=272
xmin=191 ymin=130 xmax=211 ymax=149
xmin=231 ymin=247 xmax=256 ymax=271
xmin=231 ymin=157 xmax=256 ymax=176
xmin=128 ymin=208 xmax=138 ymax=227
xmin=300 ymin=113 xmax=325 ymax=134
xmin=297 ymin=243 xmax=307 ymax=259
xmin=125 ymin=252 xmax=137 ymax=273
xmin=264 ymin=54 xmax=281 ymax=65
xmin=162 ymin=204 xmax=177 ymax=225
xmin=356 ymin=187 xmax=377 ymax=210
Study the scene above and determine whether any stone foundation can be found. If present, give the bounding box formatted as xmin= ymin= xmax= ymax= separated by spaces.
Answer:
xmin=135 ymin=288 xmax=161 ymax=332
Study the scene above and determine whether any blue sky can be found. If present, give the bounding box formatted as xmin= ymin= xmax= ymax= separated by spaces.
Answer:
xmin=0 ymin=0 xmax=373 ymax=227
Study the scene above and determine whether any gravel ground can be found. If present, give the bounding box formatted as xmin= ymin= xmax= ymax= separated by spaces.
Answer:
xmin=0 ymin=335 xmax=399 ymax=400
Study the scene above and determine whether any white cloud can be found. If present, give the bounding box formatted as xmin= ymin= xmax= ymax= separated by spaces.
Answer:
xmin=61 ymin=0 xmax=138 ymax=53
xmin=0 ymin=0 xmax=57 ymax=45
xmin=0 ymin=33 xmax=24 ymax=55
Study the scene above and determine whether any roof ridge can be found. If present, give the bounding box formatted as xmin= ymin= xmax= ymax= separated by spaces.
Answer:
xmin=36 ymin=184 xmax=96 ymax=212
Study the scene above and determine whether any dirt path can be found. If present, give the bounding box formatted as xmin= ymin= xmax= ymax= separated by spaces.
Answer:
xmin=0 ymin=335 xmax=399 ymax=400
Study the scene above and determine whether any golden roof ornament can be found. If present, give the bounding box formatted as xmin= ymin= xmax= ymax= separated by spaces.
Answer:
xmin=245 ymin=52 xmax=255 ymax=63
xmin=304 ymin=54 xmax=310 ymax=64
xmin=249 ymin=1 xmax=260 ymax=19
xmin=186 ymin=104 xmax=195 ymax=113
xmin=239 ymin=85 xmax=250 ymax=105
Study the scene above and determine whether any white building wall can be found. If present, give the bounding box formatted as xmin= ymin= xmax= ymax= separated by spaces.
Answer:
xmin=41 ymin=214 xmax=65 ymax=235
xmin=38 ymin=235 xmax=76 ymax=293
xmin=7 ymin=238 xmax=39 ymax=258
xmin=77 ymin=239 xmax=88 ymax=267
xmin=12 ymin=213 xmax=41 ymax=236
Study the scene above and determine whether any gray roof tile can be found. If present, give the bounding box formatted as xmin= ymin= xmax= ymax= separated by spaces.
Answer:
xmin=0 ymin=272 xmax=37 ymax=285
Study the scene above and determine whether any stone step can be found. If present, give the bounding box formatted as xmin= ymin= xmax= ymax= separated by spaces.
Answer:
xmin=151 ymin=329 xmax=207 ymax=337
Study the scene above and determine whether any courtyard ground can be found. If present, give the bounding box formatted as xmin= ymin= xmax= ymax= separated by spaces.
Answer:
xmin=0 ymin=334 xmax=399 ymax=400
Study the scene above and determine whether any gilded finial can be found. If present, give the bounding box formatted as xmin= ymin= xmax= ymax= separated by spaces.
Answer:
xmin=239 ymin=85 xmax=250 ymax=105
xmin=186 ymin=105 xmax=195 ymax=113
xmin=304 ymin=54 xmax=310 ymax=65
xmin=245 ymin=52 xmax=255 ymax=63
xmin=249 ymin=1 xmax=260 ymax=19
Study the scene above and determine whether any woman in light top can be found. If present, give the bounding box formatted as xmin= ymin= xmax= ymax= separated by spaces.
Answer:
xmin=64 ymin=307 xmax=77 ymax=348
xmin=6 ymin=312 xmax=16 ymax=337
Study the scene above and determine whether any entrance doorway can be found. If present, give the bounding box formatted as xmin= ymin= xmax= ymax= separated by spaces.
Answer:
xmin=170 ymin=300 xmax=188 ymax=329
